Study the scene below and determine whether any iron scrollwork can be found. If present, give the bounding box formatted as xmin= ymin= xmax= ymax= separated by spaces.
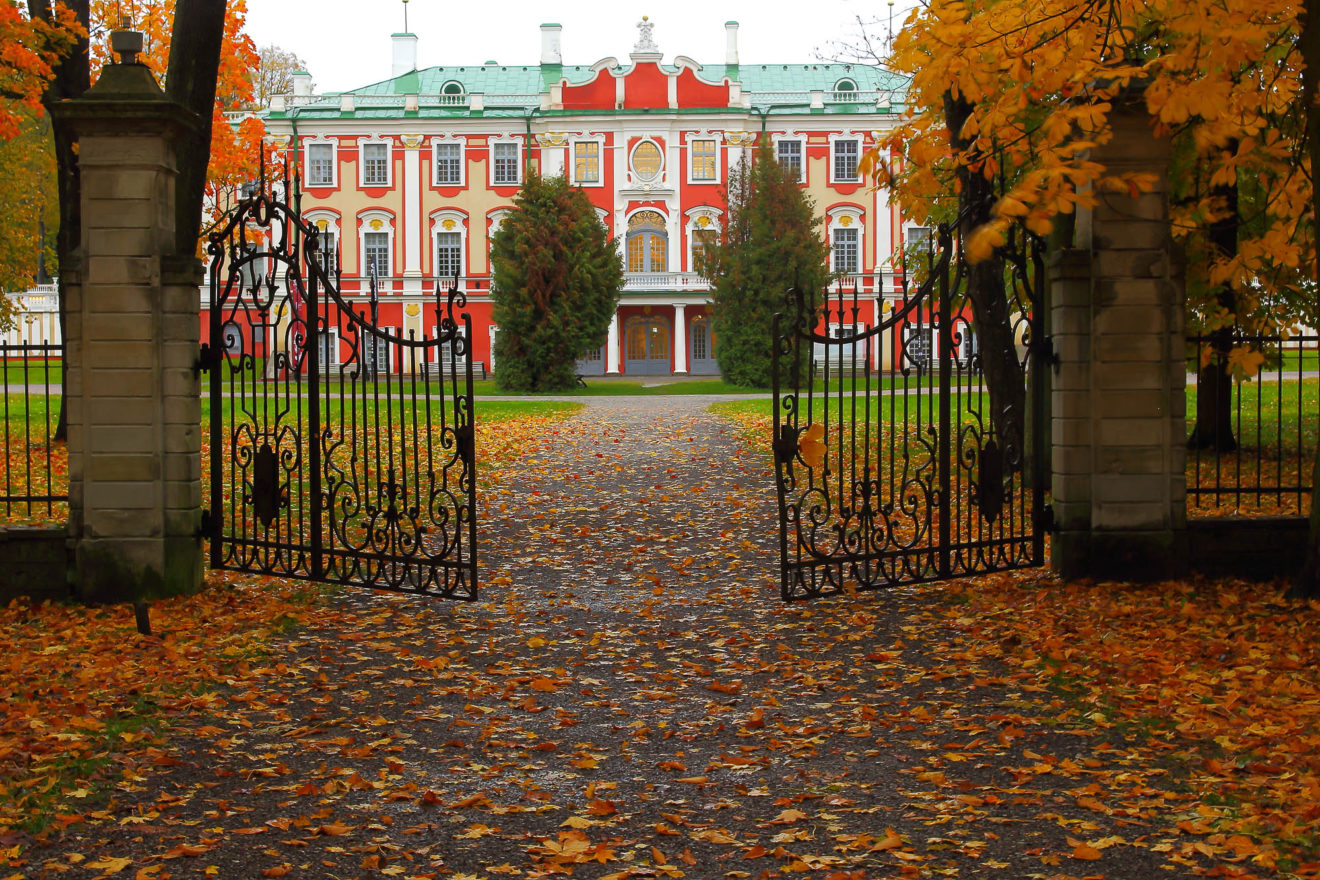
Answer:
xmin=771 ymin=225 xmax=1045 ymax=601
xmin=206 ymin=158 xmax=478 ymax=600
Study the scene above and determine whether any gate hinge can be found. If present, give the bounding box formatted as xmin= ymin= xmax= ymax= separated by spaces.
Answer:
xmin=198 ymin=508 xmax=215 ymax=539
xmin=1034 ymin=335 xmax=1061 ymax=372
xmin=455 ymin=424 xmax=475 ymax=465
xmin=773 ymin=425 xmax=800 ymax=466
xmin=1036 ymin=503 xmax=1057 ymax=532
xmin=195 ymin=343 xmax=219 ymax=376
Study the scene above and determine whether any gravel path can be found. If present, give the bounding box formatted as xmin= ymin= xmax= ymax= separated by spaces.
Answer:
xmin=35 ymin=398 xmax=1224 ymax=879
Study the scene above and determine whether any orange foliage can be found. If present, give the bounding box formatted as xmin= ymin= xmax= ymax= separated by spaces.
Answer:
xmin=868 ymin=0 xmax=1308 ymax=336
xmin=0 ymin=3 xmax=82 ymax=140
xmin=88 ymin=0 xmax=267 ymax=211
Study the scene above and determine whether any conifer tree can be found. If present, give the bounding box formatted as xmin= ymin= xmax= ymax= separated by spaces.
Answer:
xmin=490 ymin=172 xmax=623 ymax=392
xmin=704 ymin=142 xmax=829 ymax=388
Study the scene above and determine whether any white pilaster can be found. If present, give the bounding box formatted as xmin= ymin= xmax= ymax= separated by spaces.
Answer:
xmin=402 ymin=135 xmax=423 ymax=297
xmin=673 ymin=303 xmax=688 ymax=373
xmin=606 ymin=313 xmax=621 ymax=374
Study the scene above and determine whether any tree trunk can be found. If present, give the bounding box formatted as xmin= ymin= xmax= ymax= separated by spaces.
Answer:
xmin=944 ymin=90 xmax=1027 ymax=468
xmin=165 ymin=0 xmax=226 ymax=256
xmin=1291 ymin=0 xmax=1320 ymax=599
xmin=29 ymin=0 xmax=89 ymax=443
xmin=1186 ymin=145 xmax=1239 ymax=452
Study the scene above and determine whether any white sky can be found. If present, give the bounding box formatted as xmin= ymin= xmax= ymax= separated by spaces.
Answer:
xmin=243 ymin=0 xmax=915 ymax=93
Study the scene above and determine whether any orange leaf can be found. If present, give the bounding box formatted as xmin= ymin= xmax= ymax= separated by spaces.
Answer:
xmin=260 ymin=868 xmax=292 ymax=878
xmin=1072 ymin=843 xmax=1102 ymax=861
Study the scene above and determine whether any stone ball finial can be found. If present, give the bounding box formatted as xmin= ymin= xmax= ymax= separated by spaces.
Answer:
xmin=110 ymin=28 xmax=144 ymax=66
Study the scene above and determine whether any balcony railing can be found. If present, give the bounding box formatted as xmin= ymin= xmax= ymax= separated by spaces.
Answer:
xmin=622 ymin=272 xmax=712 ymax=291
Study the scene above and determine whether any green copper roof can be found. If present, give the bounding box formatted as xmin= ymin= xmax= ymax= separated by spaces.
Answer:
xmin=265 ymin=58 xmax=906 ymax=121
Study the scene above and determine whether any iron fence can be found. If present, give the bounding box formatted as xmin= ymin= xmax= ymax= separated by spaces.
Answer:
xmin=1186 ymin=333 xmax=1320 ymax=517
xmin=1 ymin=342 xmax=66 ymax=522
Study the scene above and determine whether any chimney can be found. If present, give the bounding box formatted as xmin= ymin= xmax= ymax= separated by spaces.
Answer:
xmin=392 ymin=32 xmax=418 ymax=78
xmin=540 ymin=23 xmax=562 ymax=65
xmin=725 ymin=21 xmax=739 ymax=66
xmin=291 ymin=70 xmax=312 ymax=97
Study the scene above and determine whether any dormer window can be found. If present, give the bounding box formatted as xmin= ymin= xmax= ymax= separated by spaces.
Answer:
xmin=440 ymin=81 xmax=465 ymax=105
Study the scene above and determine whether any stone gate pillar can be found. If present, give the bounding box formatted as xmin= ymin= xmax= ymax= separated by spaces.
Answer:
xmin=1050 ymin=91 xmax=1187 ymax=579
xmin=53 ymin=35 xmax=203 ymax=602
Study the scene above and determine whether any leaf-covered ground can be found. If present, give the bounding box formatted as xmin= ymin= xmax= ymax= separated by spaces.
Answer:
xmin=2 ymin=397 xmax=1319 ymax=878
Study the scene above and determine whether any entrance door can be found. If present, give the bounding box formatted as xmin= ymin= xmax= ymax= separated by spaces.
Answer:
xmin=624 ymin=315 xmax=670 ymax=375
xmin=689 ymin=314 xmax=718 ymax=374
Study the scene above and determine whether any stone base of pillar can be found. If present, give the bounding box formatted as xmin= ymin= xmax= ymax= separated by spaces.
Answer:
xmin=76 ymin=533 xmax=204 ymax=603
xmin=1053 ymin=529 xmax=1187 ymax=581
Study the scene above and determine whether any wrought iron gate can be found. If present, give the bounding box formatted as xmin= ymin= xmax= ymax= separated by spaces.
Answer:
xmin=772 ymin=226 xmax=1048 ymax=601
xmin=204 ymin=175 xmax=477 ymax=599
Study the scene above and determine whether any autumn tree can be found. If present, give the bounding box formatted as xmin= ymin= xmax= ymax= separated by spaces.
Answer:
xmin=490 ymin=172 xmax=623 ymax=393
xmin=252 ymin=43 xmax=308 ymax=107
xmin=865 ymin=1 xmax=1306 ymax=459
xmin=703 ymin=142 xmax=830 ymax=389
xmin=0 ymin=111 xmax=58 ymax=310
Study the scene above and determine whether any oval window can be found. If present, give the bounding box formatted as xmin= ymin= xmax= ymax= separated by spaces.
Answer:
xmin=631 ymin=141 xmax=663 ymax=181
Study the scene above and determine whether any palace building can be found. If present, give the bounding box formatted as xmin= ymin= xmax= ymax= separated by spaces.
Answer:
xmin=243 ymin=18 xmax=913 ymax=377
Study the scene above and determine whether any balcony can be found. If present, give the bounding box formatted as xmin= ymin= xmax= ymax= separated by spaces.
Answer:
xmin=622 ymin=272 xmax=712 ymax=292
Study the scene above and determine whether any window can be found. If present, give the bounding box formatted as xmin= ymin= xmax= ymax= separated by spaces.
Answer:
xmin=905 ymin=225 xmax=933 ymax=253
xmin=691 ymin=228 xmax=717 ymax=274
xmin=436 ymin=231 xmax=461 ymax=279
xmin=441 ymin=81 xmax=465 ymax=104
xmin=574 ymin=141 xmax=600 ymax=183
xmin=364 ymin=232 xmax=390 ymax=278
xmin=832 ymin=138 xmax=859 ymax=182
xmin=317 ymin=329 xmax=339 ymax=368
xmin=630 ymin=140 xmax=663 ymax=181
xmin=626 ymin=211 xmax=667 ymax=273
xmin=307 ymin=143 xmax=334 ymax=187
xmin=362 ymin=329 xmax=391 ymax=376
xmin=834 ymin=78 xmax=858 ymax=99
xmin=314 ymin=230 xmax=337 ymax=276
xmin=691 ymin=316 xmax=711 ymax=361
xmin=777 ymin=140 xmax=803 ymax=181
xmin=434 ymin=142 xmax=462 ymax=185
xmin=832 ymin=227 xmax=859 ymax=274
xmin=362 ymin=143 xmax=389 ymax=187
xmin=493 ymin=142 xmax=520 ymax=186
xmin=690 ymin=139 xmax=716 ymax=181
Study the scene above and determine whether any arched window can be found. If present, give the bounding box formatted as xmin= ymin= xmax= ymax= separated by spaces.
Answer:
xmin=834 ymin=78 xmax=858 ymax=98
xmin=626 ymin=211 xmax=667 ymax=273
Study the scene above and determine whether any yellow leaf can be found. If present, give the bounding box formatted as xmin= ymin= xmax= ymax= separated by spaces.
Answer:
xmin=1072 ymin=843 xmax=1103 ymax=860
xmin=797 ymin=423 xmax=826 ymax=468
xmin=87 ymin=857 xmax=132 ymax=875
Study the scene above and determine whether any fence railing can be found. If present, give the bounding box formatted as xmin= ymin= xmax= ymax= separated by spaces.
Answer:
xmin=1 ymin=342 xmax=66 ymax=523
xmin=1186 ymin=333 xmax=1319 ymax=518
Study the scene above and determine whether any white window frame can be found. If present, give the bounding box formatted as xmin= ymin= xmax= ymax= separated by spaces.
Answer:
xmin=358 ymin=137 xmax=392 ymax=189
xmin=305 ymin=138 xmax=337 ymax=188
xmin=774 ymin=136 xmax=805 ymax=183
xmin=832 ymin=227 xmax=860 ymax=275
xmin=628 ymin=138 xmax=665 ymax=185
xmin=829 ymin=134 xmax=862 ymax=184
xmin=827 ymin=207 xmax=866 ymax=276
xmin=570 ymin=137 xmax=605 ymax=186
xmin=432 ymin=136 xmax=465 ymax=187
xmin=684 ymin=208 xmax=722 ymax=274
xmin=431 ymin=209 xmax=467 ymax=281
xmin=358 ymin=211 xmax=395 ymax=279
xmin=905 ymin=225 xmax=933 ymax=254
xmin=687 ymin=135 xmax=720 ymax=184
xmin=430 ymin=323 xmax=468 ymax=369
xmin=361 ymin=325 xmax=393 ymax=374
xmin=304 ymin=212 xmax=342 ymax=278
xmin=490 ymin=137 xmax=523 ymax=187
xmin=317 ymin=327 xmax=340 ymax=368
